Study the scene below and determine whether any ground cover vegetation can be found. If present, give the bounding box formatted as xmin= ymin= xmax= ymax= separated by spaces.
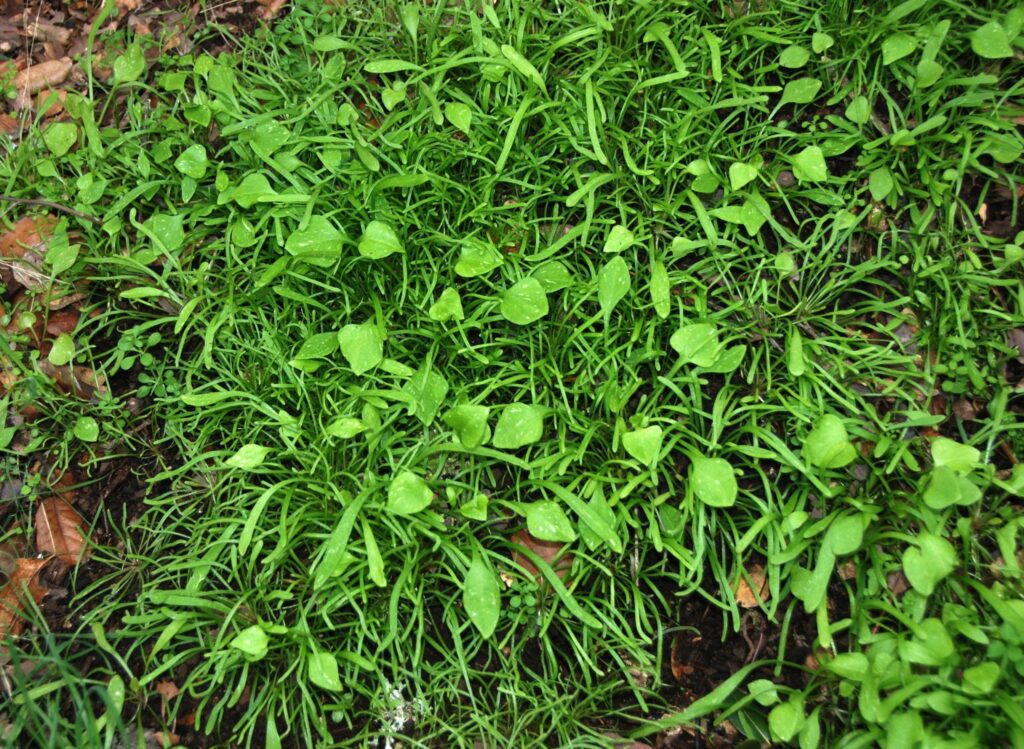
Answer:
xmin=1 ymin=0 xmax=1023 ymax=746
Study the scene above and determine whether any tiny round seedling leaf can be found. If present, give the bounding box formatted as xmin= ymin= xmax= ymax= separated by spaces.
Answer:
xmin=492 ymin=404 xmax=545 ymax=449
xmin=804 ymin=414 xmax=855 ymax=469
xmin=386 ymin=471 xmax=434 ymax=515
xmin=602 ymin=224 xmax=635 ymax=253
xmin=501 ymin=277 xmax=548 ymax=325
xmin=463 ymin=554 xmax=500 ymax=637
xmin=524 ymin=501 xmax=577 ymax=543
xmin=226 ymin=444 xmax=271 ymax=470
xmin=48 ymin=333 xmax=75 ymax=366
xmin=358 ymin=220 xmax=403 ymax=259
xmin=691 ymin=455 xmax=738 ymax=507
xmin=670 ymin=323 xmax=720 ymax=366
xmin=622 ymin=426 xmax=663 ymax=468
xmin=73 ymin=416 xmax=99 ymax=442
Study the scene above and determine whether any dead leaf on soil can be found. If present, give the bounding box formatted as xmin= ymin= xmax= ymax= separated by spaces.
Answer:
xmin=37 ymin=360 xmax=109 ymax=400
xmin=258 ymin=0 xmax=288 ymax=20
xmin=0 ymin=557 xmax=50 ymax=639
xmin=155 ymin=680 xmax=179 ymax=719
xmin=733 ymin=563 xmax=769 ymax=608
xmin=509 ymin=529 xmax=571 ymax=580
xmin=12 ymin=58 xmax=72 ymax=107
xmin=35 ymin=497 xmax=89 ymax=565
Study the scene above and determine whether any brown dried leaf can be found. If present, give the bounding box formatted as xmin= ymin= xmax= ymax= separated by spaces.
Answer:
xmin=0 ymin=557 xmax=50 ymax=638
xmin=510 ymin=529 xmax=571 ymax=580
xmin=0 ymin=215 xmax=56 ymax=260
xmin=12 ymin=58 xmax=72 ymax=104
xmin=257 ymin=0 xmax=288 ymax=19
xmin=733 ymin=563 xmax=769 ymax=608
xmin=155 ymin=680 xmax=179 ymax=720
xmin=35 ymin=497 xmax=89 ymax=564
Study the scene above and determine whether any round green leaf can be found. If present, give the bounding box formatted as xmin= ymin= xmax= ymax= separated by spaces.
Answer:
xmin=501 ymin=277 xmax=548 ymax=325
xmin=804 ymin=414 xmax=855 ymax=469
xmin=524 ymin=501 xmax=576 ymax=543
xmin=455 ymin=240 xmax=503 ymax=277
xmin=790 ymin=145 xmax=828 ymax=183
xmin=902 ymin=531 xmax=956 ymax=596
xmin=47 ymin=333 xmax=75 ymax=367
xmin=779 ymin=77 xmax=821 ymax=107
xmin=492 ymin=404 xmax=545 ymax=449
xmin=779 ymin=45 xmax=810 ymax=68
xmin=670 ymin=323 xmax=720 ymax=366
xmin=845 ymin=96 xmax=870 ymax=125
xmin=444 ymin=405 xmax=491 ymax=449
xmin=226 ymin=444 xmax=271 ymax=469
xmin=691 ymin=455 xmax=738 ymax=508
xmin=532 ymin=261 xmax=574 ymax=293
xmin=882 ymin=33 xmax=916 ymax=65
xmin=769 ymin=699 xmax=805 ymax=743
xmin=286 ymin=216 xmax=343 ymax=268
xmin=73 ymin=416 xmax=99 ymax=442
xmin=729 ymin=161 xmax=759 ymax=190
xmin=971 ymin=21 xmax=1013 ymax=59
xmin=386 ymin=471 xmax=434 ymax=515
xmin=43 ymin=122 xmax=78 ymax=157
xmin=358 ymin=220 xmax=404 ymax=259
xmin=174 ymin=144 xmax=208 ymax=179
xmin=338 ymin=322 xmax=383 ymax=375
xmin=931 ymin=437 xmax=980 ymax=475
xmin=463 ymin=554 xmax=500 ymax=637
xmin=811 ymin=32 xmax=834 ymax=53
xmin=230 ymin=625 xmax=269 ymax=660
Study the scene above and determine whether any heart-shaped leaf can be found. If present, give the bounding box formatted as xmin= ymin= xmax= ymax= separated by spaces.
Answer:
xmin=903 ymin=531 xmax=956 ymax=596
xmin=670 ymin=323 xmax=720 ymax=366
xmin=428 ymin=287 xmax=464 ymax=322
xmin=444 ymin=405 xmax=491 ymax=449
xmin=358 ymin=220 xmax=404 ymax=259
xmin=922 ymin=466 xmax=982 ymax=509
xmin=691 ymin=455 xmax=738 ymax=507
xmin=463 ymin=554 xmax=500 ymax=637
xmin=174 ymin=144 xmax=208 ymax=179
xmin=338 ymin=322 xmax=383 ymax=375
xmin=228 ymin=173 xmax=280 ymax=208
xmin=791 ymin=146 xmax=828 ymax=182
xmin=532 ymin=261 xmax=574 ymax=292
xmin=970 ymin=21 xmax=1013 ymax=59
xmin=729 ymin=162 xmax=759 ymax=190
xmin=597 ymin=256 xmax=630 ymax=317
xmin=286 ymin=216 xmax=343 ymax=268
xmin=460 ymin=493 xmax=489 ymax=521
xmin=622 ymin=426 xmax=663 ymax=468
xmin=501 ymin=277 xmax=548 ymax=325
xmin=402 ymin=366 xmax=449 ymax=425
xmin=73 ymin=416 xmax=99 ymax=442
xmin=386 ymin=471 xmax=435 ymax=515
xmin=804 ymin=414 xmax=855 ymax=469
xmin=492 ymin=403 xmax=545 ymax=449
xmin=381 ymin=84 xmax=406 ymax=110
xmin=603 ymin=224 xmax=635 ymax=253
xmin=524 ymin=501 xmax=576 ymax=542
xmin=931 ymin=437 xmax=980 ymax=475
xmin=882 ymin=33 xmax=916 ymax=65
xmin=455 ymin=240 xmax=503 ymax=277
xmin=296 ymin=332 xmax=338 ymax=360
xmin=779 ymin=77 xmax=821 ymax=107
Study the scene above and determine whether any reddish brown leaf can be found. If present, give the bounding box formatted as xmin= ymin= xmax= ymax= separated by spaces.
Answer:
xmin=0 ymin=215 xmax=56 ymax=260
xmin=0 ymin=557 xmax=50 ymax=638
xmin=733 ymin=563 xmax=769 ymax=608
xmin=510 ymin=529 xmax=571 ymax=580
xmin=35 ymin=497 xmax=89 ymax=564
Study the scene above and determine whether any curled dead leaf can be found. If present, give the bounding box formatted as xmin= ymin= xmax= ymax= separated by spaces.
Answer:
xmin=732 ymin=563 xmax=769 ymax=608
xmin=0 ymin=557 xmax=50 ymax=638
xmin=35 ymin=497 xmax=89 ymax=565
xmin=37 ymin=360 xmax=109 ymax=400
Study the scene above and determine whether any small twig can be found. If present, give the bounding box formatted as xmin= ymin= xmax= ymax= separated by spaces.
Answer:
xmin=0 ymin=195 xmax=103 ymax=225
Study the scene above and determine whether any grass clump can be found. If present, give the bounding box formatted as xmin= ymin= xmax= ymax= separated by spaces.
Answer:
xmin=1 ymin=0 xmax=1023 ymax=746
